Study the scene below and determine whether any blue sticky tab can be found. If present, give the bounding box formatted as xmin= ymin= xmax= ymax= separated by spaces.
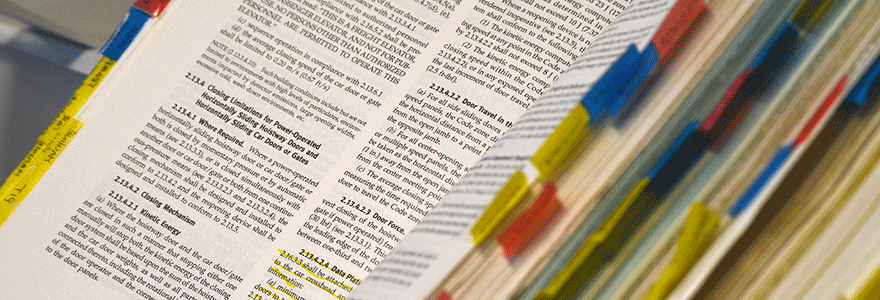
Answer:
xmin=749 ymin=21 xmax=800 ymax=85
xmin=846 ymin=52 xmax=880 ymax=107
xmin=647 ymin=120 xmax=700 ymax=179
xmin=100 ymin=7 xmax=151 ymax=61
xmin=607 ymin=44 xmax=659 ymax=118
xmin=582 ymin=44 xmax=640 ymax=124
xmin=728 ymin=144 xmax=792 ymax=216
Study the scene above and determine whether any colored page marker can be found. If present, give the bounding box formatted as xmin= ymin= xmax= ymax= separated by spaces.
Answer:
xmin=498 ymin=182 xmax=562 ymax=259
xmin=531 ymin=106 xmax=590 ymax=177
xmin=791 ymin=0 xmax=837 ymax=31
xmin=0 ymin=120 xmax=83 ymax=225
xmin=795 ymin=76 xmax=847 ymax=146
xmin=101 ymin=7 xmax=151 ymax=61
xmin=730 ymin=75 xmax=847 ymax=216
xmin=644 ymin=121 xmax=709 ymax=198
xmin=435 ymin=290 xmax=453 ymax=300
xmin=582 ymin=45 xmax=642 ymax=124
xmin=853 ymin=264 xmax=880 ymax=300
xmin=651 ymin=0 xmax=707 ymax=64
xmin=134 ymin=0 xmax=173 ymax=17
xmin=38 ymin=56 xmax=116 ymax=144
xmin=644 ymin=203 xmax=718 ymax=300
xmin=534 ymin=178 xmax=650 ymax=300
xmin=846 ymin=51 xmax=880 ymax=106
xmin=471 ymin=171 xmax=530 ymax=245
xmin=0 ymin=166 xmax=44 ymax=225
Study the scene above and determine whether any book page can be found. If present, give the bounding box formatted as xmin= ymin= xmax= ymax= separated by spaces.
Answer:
xmin=350 ymin=0 xmax=679 ymax=298
xmin=0 ymin=0 xmax=621 ymax=299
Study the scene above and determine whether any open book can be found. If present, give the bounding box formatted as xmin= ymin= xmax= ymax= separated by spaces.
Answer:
xmin=0 ymin=0 xmax=634 ymax=299
xmin=6 ymin=0 xmax=880 ymax=299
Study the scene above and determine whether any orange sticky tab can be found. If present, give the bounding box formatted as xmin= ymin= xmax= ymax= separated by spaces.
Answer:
xmin=498 ymin=182 xmax=562 ymax=259
xmin=436 ymin=290 xmax=453 ymax=300
xmin=795 ymin=75 xmax=846 ymax=146
xmin=699 ymin=71 xmax=749 ymax=132
xmin=134 ymin=0 xmax=172 ymax=17
xmin=651 ymin=0 xmax=706 ymax=63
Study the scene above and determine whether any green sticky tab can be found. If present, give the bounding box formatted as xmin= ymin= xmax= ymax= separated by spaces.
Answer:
xmin=471 ymin=170 xmax=530 ymax=245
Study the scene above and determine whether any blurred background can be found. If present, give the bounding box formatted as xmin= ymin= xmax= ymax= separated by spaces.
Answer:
xmin=0 ymin=0 xmax=130 ymax=178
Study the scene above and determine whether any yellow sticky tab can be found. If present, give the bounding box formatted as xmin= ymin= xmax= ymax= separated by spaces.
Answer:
xmin=643 ymin=203 xmax=719 ymax=300
xmin=0 ymin=119 xmax=82 ymax=226
xmin=791 ymin=0 xmax=835 ymax=31
xmin=0 ymin=183 xmax=13 ymax=217
xmin=853 ymin=264 xmax=880 ymax=300
xmin=35 ymin=119 xmax=84 ymax=170
xmin=38 ymin=56 xmax=115 ymax=143
xmin=531 ymin=105 xmax=590 ymax=177
xmin=0 ymin=165 xmax=47 ymax=226
xmin=0 ymin=140 xmax=46 ymax=189
xmin=536 ymin=178 xmax=650 ymax=300
xmin=471 ymin=170 xmax=530 ymax=245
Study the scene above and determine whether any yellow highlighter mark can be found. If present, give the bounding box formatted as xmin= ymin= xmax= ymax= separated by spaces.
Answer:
xmin=268 ymin=282 xmax=300 ymax=300
xmin=471 ymin=170 xmax=531 ymax=245
xmin=272 ymin=260 xmax=344 ymax=300
xmin=531 ymin=105 xmax=590 ymax=177
xmin=269 ymin=267 xmax=303 ymax=290
xmin=277 ymin=249 xmax=354 ymax=290
xmin=275 ymin=249 xmax=348 ymax=300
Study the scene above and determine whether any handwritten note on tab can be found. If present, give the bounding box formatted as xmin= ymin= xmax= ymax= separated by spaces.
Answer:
xmin=100 ymin=7 xmax=151 ymax=61
xmin=0 ymin=119 xmax=83 ymax=225
xmin=134 ymin=0 xmax=173 ymax=17
xmin=0 ymin=166 xmax=45 ymax=225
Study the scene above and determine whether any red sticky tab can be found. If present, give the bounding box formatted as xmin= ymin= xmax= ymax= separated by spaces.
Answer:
xmin=436 ymin=290 xmax=453 ymax=300
xmin=133 ymin=0 xmax=172 ymax=17
xmin=794 ymin=75 xmax=847 ymax=146
xmin=651 ymin=0 xmax=706 ymax=63
xmin=498 ymin=182 xmax=562 ymax=260
xmin=700 ymin=71 xmax=749 ymax=132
